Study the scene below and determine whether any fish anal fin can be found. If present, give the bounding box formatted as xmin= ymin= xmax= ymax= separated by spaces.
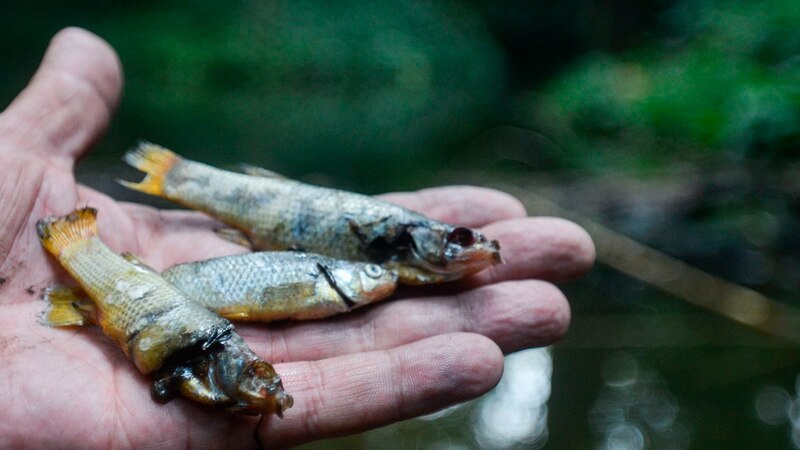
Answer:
xmin=42 ymin=286 xmax=95 ymax=327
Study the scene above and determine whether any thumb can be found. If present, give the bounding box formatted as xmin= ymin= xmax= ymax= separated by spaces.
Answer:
xmin=0 ymin=27 xmax=123 ymax=163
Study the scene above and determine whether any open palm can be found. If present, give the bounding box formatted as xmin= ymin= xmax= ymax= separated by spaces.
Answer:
xmin=0 ymin=29 xmax=594 ymax=448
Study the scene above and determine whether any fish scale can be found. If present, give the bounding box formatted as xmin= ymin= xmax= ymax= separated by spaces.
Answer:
xmin=56 ymin=236 xmax=230 ymax=374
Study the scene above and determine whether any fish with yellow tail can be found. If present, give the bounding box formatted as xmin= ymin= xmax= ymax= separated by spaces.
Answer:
xmin=36 ymin=207 xmax=293 ymax=416
xmin=120 ymin=142 xmax=502 ymax=285
xmin=45 ymin=251 xmax=398 ymax=325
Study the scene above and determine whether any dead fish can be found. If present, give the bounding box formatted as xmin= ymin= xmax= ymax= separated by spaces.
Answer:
xmin=36 ymin=207 xmax=293 ymax=416
xmin=45 ymin=251 xmax=398 ymax=324
xmin=119 ymin=142 xmax=502 ymax=284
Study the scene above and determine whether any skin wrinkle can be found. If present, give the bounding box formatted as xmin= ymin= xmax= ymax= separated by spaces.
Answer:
xmin=388 ymin=349 xmax=408 ymax=423
xmin=13 ymin=68 xmax=101 ymax=161
xmin=111 ymin=365 xmax=135 ymax=450
xmin=297 ymin=360 xmax=329 ymax=439
xmin=0 ymin=158 xmax=39 ymax=266
xmin=15 ymin=31 xmax=120 ymax=160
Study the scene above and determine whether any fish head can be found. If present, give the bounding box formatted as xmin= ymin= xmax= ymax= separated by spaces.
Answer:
xmin=324 ymin=261 xmax=398 ymax=306
xmin=231 ymin=360 xmax=294 ymax=416
xmin=392 ymin=223 xmax=502 ymax=284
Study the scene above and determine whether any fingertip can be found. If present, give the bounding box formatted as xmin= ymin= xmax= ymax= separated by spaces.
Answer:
xmin=425 ymin=333 xmax=505 ymax=400
xmin=47 ymin=27 xmax=123 ymax=106
xmin=480 ymin=216 xmax=596 ymax=283
xmin=1 ymin=27 xmax=123 ymax=161
xmin=531 ymin=281 xmax=572 ymax=345
xmin=547 ymin=217 xmax=596 ymax=280
xmin=455 ymin=280 xmax=572 ymax=351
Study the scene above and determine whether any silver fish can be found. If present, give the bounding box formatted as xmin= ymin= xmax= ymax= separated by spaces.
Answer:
xmin=120 ymin=142 xmax=502 ymax=284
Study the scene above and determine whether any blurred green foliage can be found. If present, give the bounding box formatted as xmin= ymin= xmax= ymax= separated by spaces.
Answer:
xmin=2 ymin=0 xmax=506 ymax=192
xmin=3 ymin=1 xmax=799 ymax=188
xmin=107 ymin=0 xmax=505 ymax=191
xmin=522 ymin=0 xmax=800 ymax=171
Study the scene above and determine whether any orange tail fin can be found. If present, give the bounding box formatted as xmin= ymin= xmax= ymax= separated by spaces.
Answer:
xmin=36 ymin=207 xmax=98 ymax=257
xmin=119 ymin=142 xmax=180 ymax=196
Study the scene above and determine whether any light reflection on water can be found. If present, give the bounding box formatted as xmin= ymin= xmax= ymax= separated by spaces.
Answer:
xmin=757 ymin=376 xmax=800 ymax=448
xmin=590 ymin=352 xmax=689 ymax=450
xmin=473 ymin=347 xmax=552 ymax=449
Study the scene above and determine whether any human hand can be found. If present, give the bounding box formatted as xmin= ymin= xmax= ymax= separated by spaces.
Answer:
xmin=0 ymin=28 xmax=594 ymax=448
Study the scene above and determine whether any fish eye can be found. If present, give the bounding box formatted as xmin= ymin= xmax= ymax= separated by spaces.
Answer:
xmin=447 ymin=227 xmax=476 ymax=247
xmin=364 ymin=264 xmax=384 ymax=278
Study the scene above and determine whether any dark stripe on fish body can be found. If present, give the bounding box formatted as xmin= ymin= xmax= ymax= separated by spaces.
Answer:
xmin=291 ymin=207 xmax=313 ymax=242
xmin=124 ymin=303 xmax=180 ymax=348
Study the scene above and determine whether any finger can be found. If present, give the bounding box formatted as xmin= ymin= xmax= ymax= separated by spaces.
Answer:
xmin=465 ymin=216 xmax=596 ymax=286
xmin=0 ymin=28 xmax=122 ymax=163
xmin=237 ymin=279 xmax=569 ymax=362
xmin=379 ymin=185 xmax=527 ymax=227
xmin=259 ymin=333 xmax=503 ymax=448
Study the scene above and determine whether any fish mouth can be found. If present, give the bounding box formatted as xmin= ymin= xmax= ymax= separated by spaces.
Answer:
xmin=444 ymin=241 xmax=502 ymax=275
xmin=271 ymin=389 xmax=294 ymax=418
xmin=361 ymin=276 xmax=399 ymax=302
xmin=397 ymin=238 xmax=502 ymax=284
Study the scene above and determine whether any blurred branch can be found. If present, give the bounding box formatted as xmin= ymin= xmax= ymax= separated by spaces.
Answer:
xmin=496 ymin=184 xmax=800 ymax=344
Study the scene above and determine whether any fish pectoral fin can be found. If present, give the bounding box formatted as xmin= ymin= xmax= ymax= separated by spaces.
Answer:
xmin=42 ymin=286 xmax=94 ymax=327
xmin=214 ymin=228 xmax=254 ymax=250
xmin=237 ymin=163 xmax=287 ymax=179
xmin=263 ymin=282 xmax=317 ymax=301
xmin=120 ymin=252 xmax=159 ymax=273
xmin=214 ymin=282 xmax=317 ymax=321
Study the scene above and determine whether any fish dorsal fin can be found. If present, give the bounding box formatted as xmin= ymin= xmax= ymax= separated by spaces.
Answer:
xmin=238 ymin=164 xmax=286 ymax=179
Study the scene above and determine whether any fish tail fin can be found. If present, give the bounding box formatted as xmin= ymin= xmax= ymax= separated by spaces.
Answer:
xmin=42 ymin=286 xmax=93 ymax=327
xmin=119 ymin=141 xmax=180 ymax=196
xmin=36 ymin=207 xmax=98 ymax=257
